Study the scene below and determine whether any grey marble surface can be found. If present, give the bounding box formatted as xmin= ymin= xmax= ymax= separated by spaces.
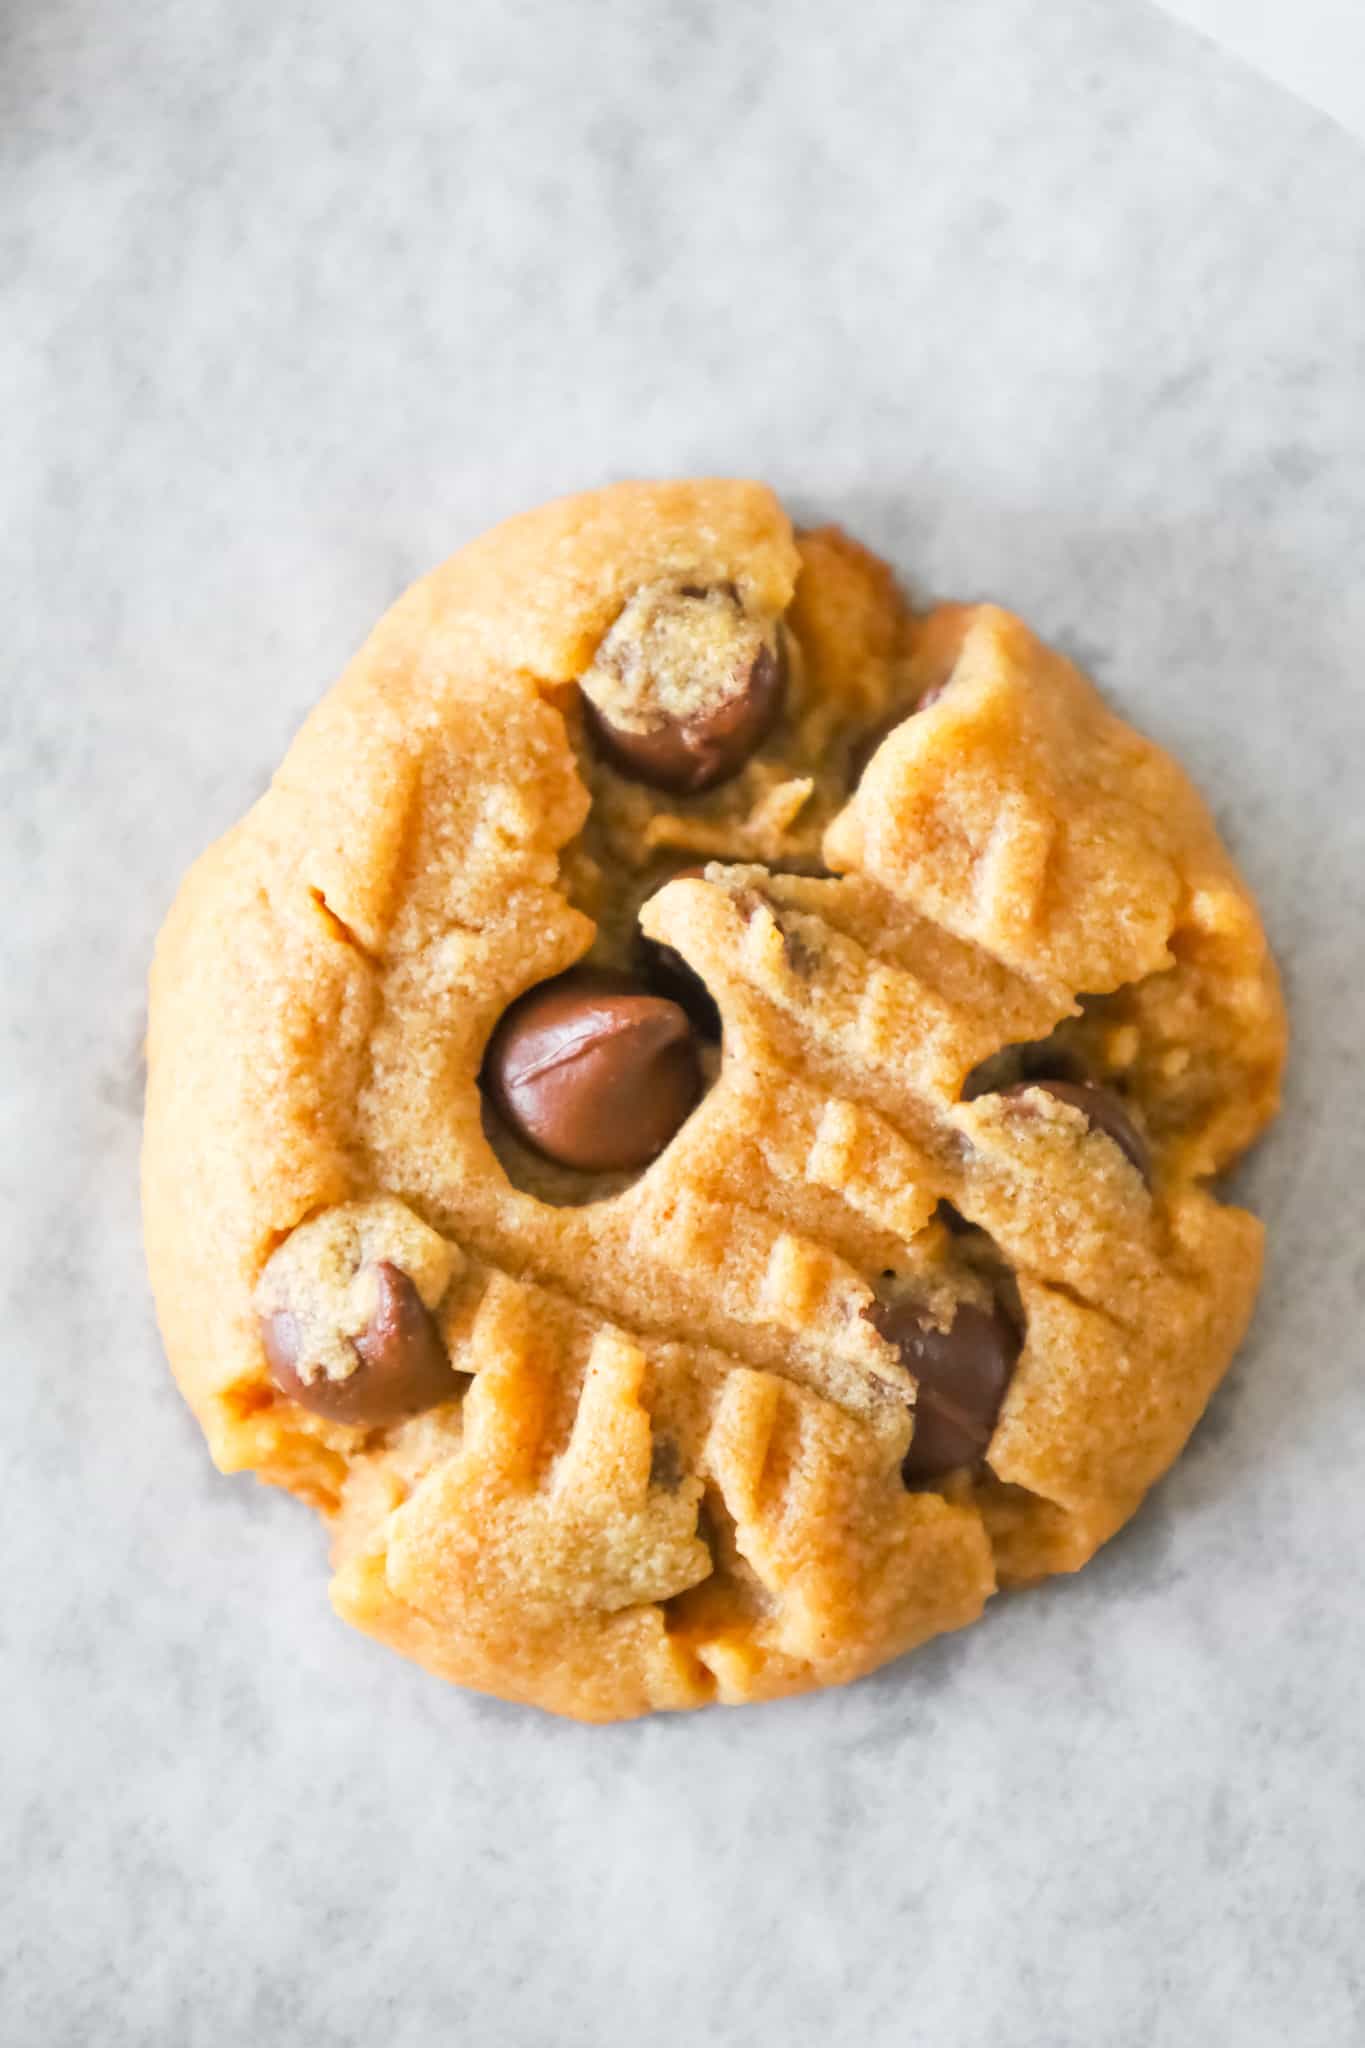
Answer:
xmin=4 ymin=1 xmax=1365 ymax=2042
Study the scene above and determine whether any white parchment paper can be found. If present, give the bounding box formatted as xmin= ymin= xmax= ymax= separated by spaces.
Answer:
xmin=4 ymin=2 xmax=1364 ymax=2042
xmin=1155 ymin=0 xmax=1365 ymax=144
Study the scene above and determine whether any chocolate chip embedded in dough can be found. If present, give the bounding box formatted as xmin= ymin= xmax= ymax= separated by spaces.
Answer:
xmin=863 ymin=1298 xmax=1021 ymax=1481
xmin=582 ymin=581 xmax=785 ymax=793
xmin=482 ymin=967 xmax=702 ymax=1171
xmin=1002 ymin=1078 xmax=1151 ymax=1185
xmin=261 ymin=1261 xmax=456 ymax=1425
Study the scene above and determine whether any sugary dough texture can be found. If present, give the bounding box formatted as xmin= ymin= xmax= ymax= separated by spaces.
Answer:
xmin=142 ymin=480 xmax=1286 ymax=1720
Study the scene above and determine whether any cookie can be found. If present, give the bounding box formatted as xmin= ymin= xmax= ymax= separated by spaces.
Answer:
xmin=142 ymin=480 xmax=1286 ymax=1721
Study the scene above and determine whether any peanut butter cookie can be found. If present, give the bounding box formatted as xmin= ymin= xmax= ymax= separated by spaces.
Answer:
xmin=142 ymin=480 xmax=1285 ymax=1720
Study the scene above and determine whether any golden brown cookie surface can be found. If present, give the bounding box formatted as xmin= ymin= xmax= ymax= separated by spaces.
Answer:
xmin=142 ymin=480 xmax=1286 ymax=1721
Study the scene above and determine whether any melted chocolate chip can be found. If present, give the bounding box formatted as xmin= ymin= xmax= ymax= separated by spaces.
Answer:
xmin=1002 ymin=1078 xmax=1151 ymax=1184
xmin=864 ymin=1297 xmax=1021 ymax=1481
xmin=482 ymin=967 xmax=702 ymax=1171
xmin=261 ymin=1261 xmax=456 ymax=1426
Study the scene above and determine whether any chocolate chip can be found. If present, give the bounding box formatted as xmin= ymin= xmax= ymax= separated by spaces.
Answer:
xmin=864 ymin=1298 xmax=1021 ymax=1480
xmin=581 ymin=582 xmax=785 ymax=794
xmin=260 ymin=1261 xmax=456 ymax=1426
xmin=632 ymin=868 xmax=722 ymax=1040
xmin=589 ymin=645 xmax=783 ymax=793
xmin=482 ymin=967 xmax=702 ymax=1171
xmin=1002 ymin=1078 xmax=1151 ymax=1184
